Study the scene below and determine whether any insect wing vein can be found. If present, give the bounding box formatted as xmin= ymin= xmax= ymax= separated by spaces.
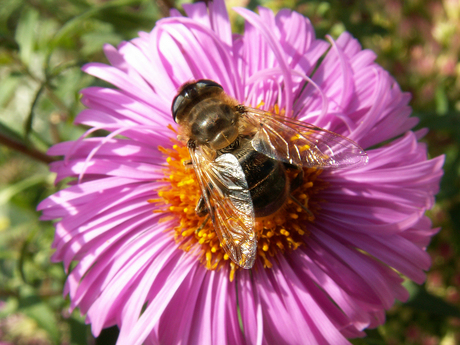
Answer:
xmin=188 ymin=146 xmax=257 ymax=268
xmin=244 ymin=107 xmax=368 ymax=169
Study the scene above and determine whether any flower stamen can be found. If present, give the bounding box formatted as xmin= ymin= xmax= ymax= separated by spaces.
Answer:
xmin=152 ymin=138 xmax=326 ymax=281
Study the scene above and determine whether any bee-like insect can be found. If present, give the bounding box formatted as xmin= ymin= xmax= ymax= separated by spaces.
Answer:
xmin=171 ymin=80 xmax=368 ymax=269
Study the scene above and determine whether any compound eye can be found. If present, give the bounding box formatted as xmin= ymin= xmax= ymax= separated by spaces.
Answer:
xmin=171 ymin=80 xmax=224 ymax=123
xmin=171 ymin=94 xmax=185 ymax=123
xmin=196 ymin=79 xmax=223 ymax=90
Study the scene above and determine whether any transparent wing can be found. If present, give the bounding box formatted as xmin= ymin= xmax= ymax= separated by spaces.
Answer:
xmin=188 ymin=144 xmax=257 ymax=269
xmin=242 ymin=107 xmax=369 ymax=169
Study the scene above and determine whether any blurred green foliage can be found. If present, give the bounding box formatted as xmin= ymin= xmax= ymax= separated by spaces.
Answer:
xmin=0 ymin=0 xmax=459 ymax=344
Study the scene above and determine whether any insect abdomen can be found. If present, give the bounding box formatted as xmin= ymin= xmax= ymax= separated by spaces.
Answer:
xmin=232 ymin=140 xmax=289 ymax=218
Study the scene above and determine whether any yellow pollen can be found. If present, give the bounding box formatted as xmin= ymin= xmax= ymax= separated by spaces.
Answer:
xmin=280 ymin=229 xmax=290 ymax=236
xmin=206 ymin=250 xmax=212 ymax=267
xmin=229 ymin=263 xmax=236 ymax=282
xmin=153 ymin=136 xmax=326 ymax=276
xmin=256 ymin=101 xmax=265 ymax=108
xmin=290 ymin=134 xmax=301 ymax=141
xmin=262 ymin=241 xmax=269 ymax=251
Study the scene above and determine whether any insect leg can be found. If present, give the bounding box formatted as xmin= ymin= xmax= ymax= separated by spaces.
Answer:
xmin=182 ymin=159 xmax=193 ymax=168
xmin=195 ymin=214 xmax=210 ymax=234
xmin=290 ymin=194 xmax=314 ymax=218
xmin=284 ymin=163 xmax=314 ymax=218
xmin=284 ymin=163 xmax=304 ymax=192
xmin=195 ymin=195 xmax=208 ymax=217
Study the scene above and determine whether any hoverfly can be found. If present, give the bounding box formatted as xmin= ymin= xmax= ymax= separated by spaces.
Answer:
xmin=171 ymin=80 xmax=368 ymax=269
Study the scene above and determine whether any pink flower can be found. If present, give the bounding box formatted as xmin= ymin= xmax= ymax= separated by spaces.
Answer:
xmin=38 ymin=1 xmax=444 ymax=344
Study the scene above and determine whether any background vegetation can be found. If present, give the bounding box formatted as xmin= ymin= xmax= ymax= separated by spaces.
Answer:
xmin=0 ymin=0 xmax=459 ymax=344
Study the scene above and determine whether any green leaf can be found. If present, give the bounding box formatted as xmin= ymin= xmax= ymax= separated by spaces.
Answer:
xmin=50 ymin=0 xmax=145 ymax=48
xmin=404 ymin=281 xmax=460 ymax=318
xmin=0 ymin=298 xmax=19 ymax=318
xmin=0 ymin=119 xmax=24 ymax=142
xmin=435 ymin=85 xmax=448 ymax=115
xmin=0 ymin=0 xmax=24 ymax=35
xmin=69 ymin=316 xmax=90 ymax=345
xmin=24 ymin=83 xmax=45 ymax=142
xmin=448 ymin=202 xmax=460 ymax=255
xmin=0 ymin=73 xmax=21 ymax=107
xmin=18 ymin=286 xmax=61 ymax=343
xmin=81 ymin=25 xmax=123 ymax=56
xmin=15 ymin=8 xmax=39 ymax=66
xmin=0 ymin=174 xmax=49 ymax=205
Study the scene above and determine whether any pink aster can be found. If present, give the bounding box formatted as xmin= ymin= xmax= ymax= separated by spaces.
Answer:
xmin=37 ymin=1 xmax=444 ymax=344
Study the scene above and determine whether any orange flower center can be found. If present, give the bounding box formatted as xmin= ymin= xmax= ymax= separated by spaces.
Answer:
xmin=151 ymin=130 xmax=326 ymax=281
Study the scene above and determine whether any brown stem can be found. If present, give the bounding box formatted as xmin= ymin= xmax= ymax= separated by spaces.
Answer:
xmin=156 ymin=0 xmax=175 ymax=17
xmin=0 ymin=133 xmax=55 ymax=164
